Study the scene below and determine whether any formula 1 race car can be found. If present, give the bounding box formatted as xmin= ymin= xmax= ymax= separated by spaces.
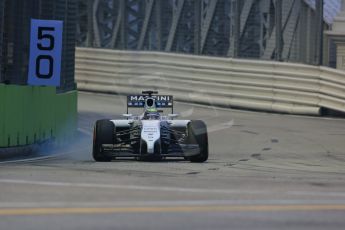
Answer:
xmin=92 ymin=91 xmax=208 ymax=162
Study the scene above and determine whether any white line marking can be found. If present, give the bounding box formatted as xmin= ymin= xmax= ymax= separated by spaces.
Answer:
xmin=1 ymin=199 xmax=345 ymax=208
xmin=0 ymin=155 xmax=60 ymax=165
xmin=0 ymin=128 xmax=91 ymax=165
xmin=0 ymin=179 xmax=265 ymax=195
xmin=1 ymin=179 xmax=345 ymax=198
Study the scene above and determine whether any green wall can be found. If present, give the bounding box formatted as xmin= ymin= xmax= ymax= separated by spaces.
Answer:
xmin=0 ymin=84 xmax=77 ymax=147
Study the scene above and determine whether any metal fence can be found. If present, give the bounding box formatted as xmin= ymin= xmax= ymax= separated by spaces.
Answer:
xmin=76 ymin=0 xmax=340 ymax=66
xmin=0 ymin=0 xmax=77 ymax=92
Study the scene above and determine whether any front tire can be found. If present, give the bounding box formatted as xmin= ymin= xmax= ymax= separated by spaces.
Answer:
xmin=187 ymin=120 xmax=208 ymax=163
xmin=93 ymin=119 xmax=114 ymax=162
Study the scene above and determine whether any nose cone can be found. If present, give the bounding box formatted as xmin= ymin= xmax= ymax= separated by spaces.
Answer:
xmin=141 ymin=120 xmax=160 ymax=154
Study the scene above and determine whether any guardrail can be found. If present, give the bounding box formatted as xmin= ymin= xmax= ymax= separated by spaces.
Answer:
xmin=75 ymin=47 xmax=345 ymax=115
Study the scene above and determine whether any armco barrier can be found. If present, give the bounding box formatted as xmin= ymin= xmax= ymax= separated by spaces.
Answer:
xmin=0 ymin=84 xmax=77 ymax=148
xmin=75 ymin=47 xmax=345 ymax=115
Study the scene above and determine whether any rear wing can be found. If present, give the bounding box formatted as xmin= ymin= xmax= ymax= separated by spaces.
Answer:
xmin=127 ymin=94 xmax=174 ymax=113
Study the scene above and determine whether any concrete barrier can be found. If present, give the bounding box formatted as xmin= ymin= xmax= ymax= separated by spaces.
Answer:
xmin=0 ymin=85 xmax=77 ymax=148
xmin=75 ymin=47 xmax=345 ymax=115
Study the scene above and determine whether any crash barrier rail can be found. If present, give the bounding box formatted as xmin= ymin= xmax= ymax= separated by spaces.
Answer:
xmin=75 ymin=47 xmax=345 ymax=115
xmin=0 ymin=84 xmax=77 ymax=148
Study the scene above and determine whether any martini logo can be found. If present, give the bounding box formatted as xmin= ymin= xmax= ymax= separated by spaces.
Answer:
xmin=127 ymin=95 xmax=173 ymax=108
xmin=130 ymin=95 xmax=171 ymax=101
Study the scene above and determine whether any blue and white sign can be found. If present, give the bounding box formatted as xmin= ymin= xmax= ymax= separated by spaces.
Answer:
xmin=28 ymin=19 xmax=63 ymax=86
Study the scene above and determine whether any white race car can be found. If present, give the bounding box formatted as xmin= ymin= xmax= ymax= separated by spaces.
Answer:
xmin=92 ymin=91 xmax=208 ymax=162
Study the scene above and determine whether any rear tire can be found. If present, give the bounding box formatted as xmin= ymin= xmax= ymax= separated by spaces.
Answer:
xmin=93 ymin=119 xmax=114 ymax=162
xmin=187 ymin=120 xmax=208 ymax=163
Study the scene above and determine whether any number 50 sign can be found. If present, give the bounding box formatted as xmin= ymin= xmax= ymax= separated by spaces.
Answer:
xmin=28 ymin=19 xmax=63 ymax=86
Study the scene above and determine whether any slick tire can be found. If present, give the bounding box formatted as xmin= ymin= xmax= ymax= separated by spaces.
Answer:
xmin=93 ymin=119 xmax=115 ymax=162
xmin=187 ymin=120 xmax=209 ymax=163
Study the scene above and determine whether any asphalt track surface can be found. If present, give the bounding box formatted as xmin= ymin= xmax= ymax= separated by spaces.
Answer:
xmin=1 ymin=92 xmax=345 ymax=230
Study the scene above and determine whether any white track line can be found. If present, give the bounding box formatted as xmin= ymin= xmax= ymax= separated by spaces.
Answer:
xmin=0 ymin=155 xmax=61 ymax=165
xmin=1 ymin=179 xmax=345 ymax=198
xmin=0 ymin=179 xmax=265 ymax=195
xmin=1 ymin=199 xmax=345 ymax=208
xmin=0 ymin=129 xmax=91 ymax=164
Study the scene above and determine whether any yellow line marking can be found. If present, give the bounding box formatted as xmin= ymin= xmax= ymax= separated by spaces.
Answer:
xmin=0 ymin=204 xmax=345 ymax=216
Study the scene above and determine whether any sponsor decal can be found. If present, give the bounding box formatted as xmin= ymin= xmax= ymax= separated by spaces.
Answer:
xmin=127 ymin=95 xmax=173 ymax=108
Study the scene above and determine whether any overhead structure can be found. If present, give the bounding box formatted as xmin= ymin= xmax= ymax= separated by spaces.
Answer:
xmin=76 ymin=0 xmax=341 ymax=65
